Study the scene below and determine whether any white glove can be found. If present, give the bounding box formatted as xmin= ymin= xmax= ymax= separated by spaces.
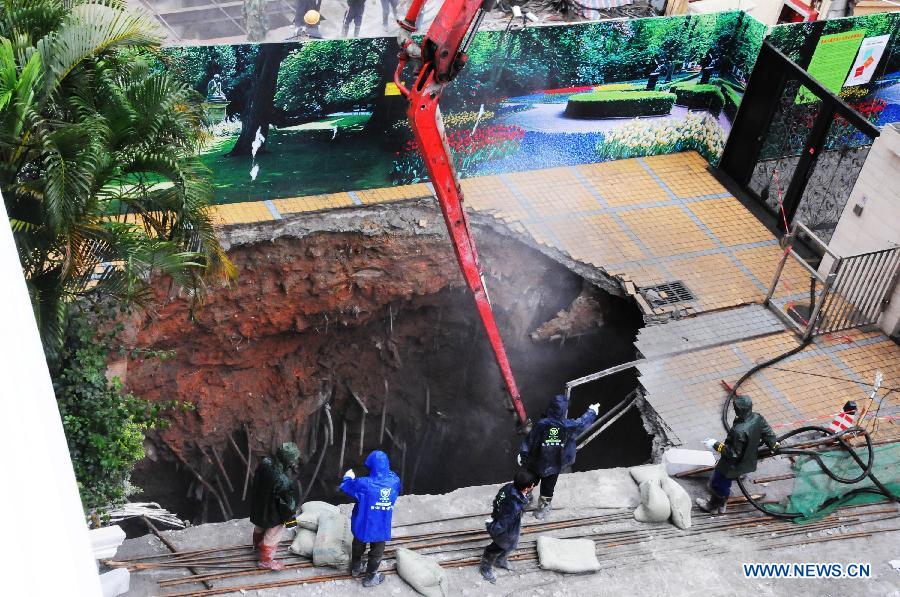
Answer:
xmin=344 ymin=468 xmax=355 ymax=479
xmin=516 ymin=454 xmax=522 ymax=466
xmin=588 ymin=403 xmax=600 ymax=416
xmin=703 ymin=438 xmax=718 ymax=452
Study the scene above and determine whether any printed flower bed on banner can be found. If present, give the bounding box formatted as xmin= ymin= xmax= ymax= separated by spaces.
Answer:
xmin=565 ymin=91 xmax=676 ymax=118
xmin=392 ymin=124 xmax=526 ymax=182
xmin=597 ymin=113 xmax=726 ymax=163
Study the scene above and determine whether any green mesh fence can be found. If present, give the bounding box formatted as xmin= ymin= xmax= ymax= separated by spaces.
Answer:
xmin=770 ymin=442 xmax=900 ymax=523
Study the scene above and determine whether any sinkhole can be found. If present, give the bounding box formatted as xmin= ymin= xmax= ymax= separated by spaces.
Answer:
xmin=126 ymin=207 xmax=652 ymax=528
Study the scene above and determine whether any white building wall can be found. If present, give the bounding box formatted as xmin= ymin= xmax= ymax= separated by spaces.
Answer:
xmin=821 ymin=124 xmax=900 ymax=337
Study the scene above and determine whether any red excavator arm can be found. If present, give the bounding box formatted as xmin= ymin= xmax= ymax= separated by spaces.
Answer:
xmin=393 ymin=0 xmax=530 ymax=430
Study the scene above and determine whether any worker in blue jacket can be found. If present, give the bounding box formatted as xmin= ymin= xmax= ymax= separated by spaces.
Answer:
xmin=340 ymin=450 xmax=402 ymax=587
xmin=518 ymin=394 xmax=599 ymax=519
xmin=480 ymin=469 xmax=537 ymax=584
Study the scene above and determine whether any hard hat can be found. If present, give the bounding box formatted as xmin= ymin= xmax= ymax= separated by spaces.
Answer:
xmin=304 ymin=10 xmax=320 ymax=25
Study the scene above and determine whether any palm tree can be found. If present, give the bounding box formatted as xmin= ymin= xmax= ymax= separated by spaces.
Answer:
xmin=0 ymin=0 xmax=234 ymax=359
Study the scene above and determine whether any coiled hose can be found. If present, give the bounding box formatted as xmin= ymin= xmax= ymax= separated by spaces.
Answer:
xmin=720 ymin=339 xmax=899 ymax=519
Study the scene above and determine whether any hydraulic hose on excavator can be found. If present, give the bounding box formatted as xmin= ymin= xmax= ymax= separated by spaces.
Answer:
xmin=720 ymin=339 xmax=899 ymax=520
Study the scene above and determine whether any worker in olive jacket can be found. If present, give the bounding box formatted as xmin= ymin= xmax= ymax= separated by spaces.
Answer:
xmin=698 ymin=394 xmax=780 ymax=514
xmin=250 ymin=442 xmax=300 ymax=570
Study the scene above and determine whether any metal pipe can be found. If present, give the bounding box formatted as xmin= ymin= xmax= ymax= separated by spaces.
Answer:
xmin=847 ymin=251 xmax=880 ymax=329
xmin=576 ymin=401 xmax=636 ymax=451
xmin=817 ymin=257 xmax=846 ymax=333
xmin=795 ymin=221 xmax=840 ymax=258
xmin=242 ymin=424 xmax=252 ymax=501
xmin=338 ymin=419 xmax=347 ymax=475
xmin=575 ymin=395 xmax=632 ymax=441
xmin=764 ymin=241 xmax=794 ymax=305
xmin=857 ymin=250 xmax=894 ymax=324
xmin=802 ymin=264 xmax=838 ymax=340
xmin=380 ymin=379 xmax=389 ymax=444
xmin=211 ymin=445 xmax=234 ymax=493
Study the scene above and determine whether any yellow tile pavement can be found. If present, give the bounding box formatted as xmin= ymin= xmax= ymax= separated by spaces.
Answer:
xmin=545 ymin=214 xmax=645 ymax=266
xmin=272 ymin=193 xmax=355 ymax=214
xmin=575 ymin=161 xmax=667 ymax=206
xmin=688 ymin=197 xmax=775 ymax=247
xmin=211 ymin=202 xmax=273 ymax=226
xmin=619 ymin=205 xmax=717 ymax=257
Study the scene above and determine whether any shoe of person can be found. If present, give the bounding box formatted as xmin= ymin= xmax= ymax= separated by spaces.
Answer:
xmin=362 ymin=572 xmax=385 ymax=587
xmin=533 ymin=496 xmax=552 ymax=520
xmin=349 ymin=559 xmax=366 ymax=577
xmin=479 ymin=556 xmax=497 ymax=584
xmin=695 ymin=496 xmax=726 ymax=514
xmin=495 ymin=554 xmax=516 ymax=571
xmin=257 ymin=545 xmax=286 ymax=570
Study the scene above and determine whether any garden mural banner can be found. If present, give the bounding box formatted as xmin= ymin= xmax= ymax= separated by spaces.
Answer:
xmin=157 ymin=11 xmax=766 ymax=205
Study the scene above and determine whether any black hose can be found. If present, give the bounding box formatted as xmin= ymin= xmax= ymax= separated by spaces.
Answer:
xmin=719 ymin=339 xmax=899 ymax=520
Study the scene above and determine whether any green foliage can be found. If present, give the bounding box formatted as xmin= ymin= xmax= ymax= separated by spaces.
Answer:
xmin=565 ymin=90 xmax=675 ymax=118
xmin=0 ymin=0 xmax=235 ymax=357
xmin=54 ymin=307 xmax=189 ymax=512
xmin=670 ymin=83 xmax=725 ymax=116
xmin=274 ymin=38 xmax=386 ymax=116
xmin=768 ymin=13 xmax=899 ymax=67
xmin=720 ymin=84 xmax=743 ymax=119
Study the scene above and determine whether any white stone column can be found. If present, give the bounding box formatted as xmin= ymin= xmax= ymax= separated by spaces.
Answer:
xmin=0 ymin=194 xmax=103 ymax=596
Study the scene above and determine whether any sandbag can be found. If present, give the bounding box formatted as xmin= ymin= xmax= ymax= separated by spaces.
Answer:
xmin=395 ymin=547 xmax=450 ymax=597
xmin=295 ymin=510 xmax=321 ymax=531
xmin=633 ymin=479 xmax=671 ymax=523
xmin=289 ymin=528 xmax=316 ymax=558
xmin=628 ymin=464 xmax=667 ymax=485
xmin=297 ymin=500 xmax=340 ymax=531
xmin=536 ymin=536 xmax=600 ymax=574
xmin=660 ymin=476 xmax=692 ymax=530
xmin=301 ymin=501 xmax=339 ymax=515
xmin=312 ymin=512 xmax=353 ymax=568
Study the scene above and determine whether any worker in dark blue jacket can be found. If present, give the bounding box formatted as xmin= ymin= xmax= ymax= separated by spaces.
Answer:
xmin=340 ymin=450 xmax=402 ymax=587
xmin=518 ymin=394 xmax=599 ymax=520
xmin=480 ymin=469 xmax=537 ymax=584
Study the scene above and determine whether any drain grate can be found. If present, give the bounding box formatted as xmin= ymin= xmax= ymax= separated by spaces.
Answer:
xmin=640 ymin=281 xmax=695 ymax=306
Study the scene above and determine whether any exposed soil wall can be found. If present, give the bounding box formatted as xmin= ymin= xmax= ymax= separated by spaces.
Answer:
xmin=127 ymin=204 xmax=649 ymax=522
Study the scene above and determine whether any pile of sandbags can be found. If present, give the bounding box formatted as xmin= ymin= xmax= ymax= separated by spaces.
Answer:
xmin=289 ymin=501 xmax=352 ymax=567
xmin=628 ymin=464 xmax=692 ymax=529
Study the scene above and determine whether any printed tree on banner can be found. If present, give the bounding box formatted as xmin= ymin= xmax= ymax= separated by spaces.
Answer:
xmin=229 ymin=43 xmax=290 ymax=157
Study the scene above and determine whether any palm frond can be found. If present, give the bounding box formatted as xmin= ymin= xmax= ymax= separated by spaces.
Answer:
xmin=35 ymin=2 xmax=159 ymax=103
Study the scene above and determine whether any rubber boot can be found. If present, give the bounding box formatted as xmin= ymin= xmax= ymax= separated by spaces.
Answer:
xmin=257 ymin=544 xmax=286 ymax=571
xmin=533 ymin=496 xmax=552 ymax=520
xmin=362 ymin=572 xmax=385 ymax=587
xmin=479 ymin=553 xmax=497 ymax=584
xmin=252 ymin=530 xmax=264 ymax=551
xmin=349 ymin=558 xmax=366 ymax=577
xmin=695 ymin=492 xmax=727 ymax=515
xmin=495 ymin=552 xmax=516 ymax=571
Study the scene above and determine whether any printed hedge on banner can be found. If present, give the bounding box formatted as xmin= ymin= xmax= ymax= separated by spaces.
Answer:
xmin=669 ymin=84 xmax=725 ymax=116
xmin=565 ymin=91 xmax=676 ymax=118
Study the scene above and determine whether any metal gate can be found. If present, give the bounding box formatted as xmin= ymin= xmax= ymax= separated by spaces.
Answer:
xmin=720 ymin=42 xmax=881 ymax=242
xmin=765 ymin=222 xmax=900 ymax=339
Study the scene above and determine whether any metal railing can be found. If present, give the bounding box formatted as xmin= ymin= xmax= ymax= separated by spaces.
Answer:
xmin=765 ymin=221 xmax=900 ymax=339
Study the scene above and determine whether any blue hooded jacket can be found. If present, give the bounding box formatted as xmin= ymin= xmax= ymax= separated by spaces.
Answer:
xmin=485 ymin=482 xmax=529 ymax=550
xmin=340 ymin=450 xmax=402 ymax=543
xmin=519 ymin=394 xmax=597 ymax=477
